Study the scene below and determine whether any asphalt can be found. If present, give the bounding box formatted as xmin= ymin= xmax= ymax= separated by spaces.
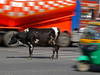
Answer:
xmin=0 ymin=47 xmax=100 ymax=75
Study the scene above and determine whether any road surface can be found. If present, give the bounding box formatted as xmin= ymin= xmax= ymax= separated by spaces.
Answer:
xmin=0 ymin=46 xmax=100 ymax=75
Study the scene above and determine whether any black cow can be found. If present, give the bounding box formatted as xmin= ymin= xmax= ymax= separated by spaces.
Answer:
xmin=9 ymin=27 xmax=60 ymax=59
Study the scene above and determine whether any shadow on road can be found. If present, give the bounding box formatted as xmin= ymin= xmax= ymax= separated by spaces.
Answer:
xmin=6 ymin=56 xmax=51 ymax=59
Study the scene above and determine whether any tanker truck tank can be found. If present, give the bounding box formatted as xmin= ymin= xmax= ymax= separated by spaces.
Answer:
xmin=0 ymin=0 xmax=76 ymax=47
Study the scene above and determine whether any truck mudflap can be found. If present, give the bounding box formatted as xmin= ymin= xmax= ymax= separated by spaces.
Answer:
xmin=77 ymin=55 xmax=89 ymax=61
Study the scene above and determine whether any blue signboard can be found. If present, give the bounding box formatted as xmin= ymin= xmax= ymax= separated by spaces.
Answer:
xmin=72 ymin=0 xmax=81 ymax=30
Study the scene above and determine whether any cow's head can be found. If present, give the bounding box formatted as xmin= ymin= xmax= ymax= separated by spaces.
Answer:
xmin=8 ymin=33 xmax=18 ymax=45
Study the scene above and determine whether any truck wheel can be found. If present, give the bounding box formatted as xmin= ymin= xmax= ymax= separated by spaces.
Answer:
xmin=76 ymin=62 xmax=90 ymax=72
xmin=3 ymin=31 xmax=19 ymax=47
xmin=0 ymin=35 xmax=3 ymax=45
xmin=57 ymin=32 xmax=71 ymax=47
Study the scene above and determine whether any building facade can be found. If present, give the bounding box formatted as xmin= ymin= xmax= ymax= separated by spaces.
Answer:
xmin=80 ymin=0 xmax=99 ymax=28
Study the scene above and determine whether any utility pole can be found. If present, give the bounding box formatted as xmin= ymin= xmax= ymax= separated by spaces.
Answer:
xmin=95 ymin=0 xmax=100 ymax=20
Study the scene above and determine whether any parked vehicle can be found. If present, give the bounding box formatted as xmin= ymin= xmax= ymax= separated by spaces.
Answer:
xmin=76 ymin=22 xmax=100 ymax=71
xmin=0 ymin=0 xmax=80 ymax=47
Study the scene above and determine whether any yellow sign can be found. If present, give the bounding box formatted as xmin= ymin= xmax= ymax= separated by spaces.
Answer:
xmin=87 ymin=22 xmax=100 ymax=25
xmin=80 ymin=39 xmax=100 ymax=43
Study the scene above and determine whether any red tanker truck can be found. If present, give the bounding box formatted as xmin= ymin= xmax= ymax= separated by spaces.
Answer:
xmin=0 ymin=0 xmax=77 ymax=47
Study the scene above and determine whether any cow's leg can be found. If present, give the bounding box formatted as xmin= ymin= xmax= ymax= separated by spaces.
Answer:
xmin=51 ymin=49 xmax=56 ymax=59
xmin=51 ymin=41 xmax=57 ymax=59
xmin=31 ymin=41 xmax=36 ymax=55
xmin=55 ymin=45 xmax=59 ymax=59
xmin=31 ymin=45 xmax=34 ymax=54
xmin=29 ymin=44 xmax=33 ymax=58
xmin=27 ymin=43 xmax=33 ymax=59
xmin=51 ymin=45 xmax=59 ymax=59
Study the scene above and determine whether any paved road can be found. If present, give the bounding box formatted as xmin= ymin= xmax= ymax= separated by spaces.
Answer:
xmin=0 ymin=46 xmax=100 ymax=75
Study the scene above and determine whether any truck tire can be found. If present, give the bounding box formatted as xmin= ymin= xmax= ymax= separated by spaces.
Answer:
xmin=0 ymin=35 xmax=3 ymax=45
xmin=3 ymin=31 xmax=19 ymax=47
xmin=57 ymin=32 xmax=71 ymax=47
